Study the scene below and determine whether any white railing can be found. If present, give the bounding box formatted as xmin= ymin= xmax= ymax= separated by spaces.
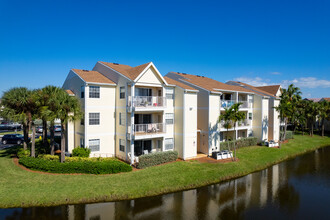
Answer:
xmin=220 ymin=119 xmax=251 ymax=128
xmin=221 ymin=100 xmax=236 ymax=108
xmin=134 ymin=123 xmax=166 ymax=135
xmin=238 ymin=101 xmax=250 ymax=108
xmin=128 ymin=96 xmax=166 ymax=108
xmin=221 ymin=100 xmax=251 ymax=108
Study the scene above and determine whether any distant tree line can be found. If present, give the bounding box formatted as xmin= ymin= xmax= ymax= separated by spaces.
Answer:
xmin=275 ymin=84 xmax=330 ymax=141
xmin=0 ymin=86 xmax=82 ymax=162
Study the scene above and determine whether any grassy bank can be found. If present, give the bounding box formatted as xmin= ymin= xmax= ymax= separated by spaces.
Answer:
xmin=0 ymin=134 xmax=329 ymax=208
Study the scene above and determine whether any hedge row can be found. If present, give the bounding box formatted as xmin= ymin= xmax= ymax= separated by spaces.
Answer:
xmin=137 ymin=151 xmax=178 ymax=169
xmin=19 ymin=157 xmax=132 ymax=174
xmin=38 ymin=154 xmax=117 ymax=162
xmin=280 ymin=131 xmax=293 ymax=140
xmin=220 ymin=137 xmax=258 ymax=151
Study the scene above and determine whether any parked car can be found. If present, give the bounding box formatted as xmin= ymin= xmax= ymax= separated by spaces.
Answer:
xmin=0 ymin=123 xmax=22 ymax=131
xmin=1 ymin=134 xmax=30 ymax=145
xmin=36 ymin=126 xmax=43 ymax=133
xmin=54 ymin=125 xmax=61 ymax=132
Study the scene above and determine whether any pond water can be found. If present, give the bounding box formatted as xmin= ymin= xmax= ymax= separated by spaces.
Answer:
xmin=1 ymin=146 xmax=330 ymax=220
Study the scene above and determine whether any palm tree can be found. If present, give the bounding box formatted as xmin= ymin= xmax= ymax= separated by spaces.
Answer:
xmin=305 ymin=101 xmax=319 ymax=136
xmin=219 ymin=107 xmax=234 ymax=160
xmin=318 ymin=100 xmax=329 ymax=137
xmin=296 ymin=100 xmax=308 ymax=135
xmin=1 ymin=88 xmax=38 ymax=151
xmin=230 ymin=103 xmax=246 ymax=161
xmin=37 ymin=86 xmax=64 ymax=155
xmin=53 ymin=89 xmax=82 ymax=162
xmin=275 ymin=84 xmax=301 ymax=141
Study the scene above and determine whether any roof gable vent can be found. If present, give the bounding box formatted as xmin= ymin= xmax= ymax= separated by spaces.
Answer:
xmin=113 ymin=63 xmax=119 ymax=65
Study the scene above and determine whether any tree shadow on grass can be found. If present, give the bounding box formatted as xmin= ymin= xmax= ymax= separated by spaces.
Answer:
xmin=0 ymin=145 xmax=20 ymax=158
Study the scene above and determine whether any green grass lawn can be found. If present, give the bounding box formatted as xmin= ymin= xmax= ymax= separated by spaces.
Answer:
xmin=0 ymin=134 xmax=329 ymax=208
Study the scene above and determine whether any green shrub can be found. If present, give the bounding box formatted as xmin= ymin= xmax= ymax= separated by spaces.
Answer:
xmin=137 ymin=151 xmax=178 ymax=169
xmin=17 ymin=149 xmax=30 ymax=158
xmin=38 ymin=154 xmax=59 ymax=161
xmin=65 ymin=157 xmax=116 ymax=162
xmin=72 ymin=147 xmax=91 ymax=157
xmin=19 ymin=157 xmax=132 ymax=174
xmin=280 ymin=131 xmax=293 ymax=140
xmin=220 ymin=137 xmax=258 ymax=151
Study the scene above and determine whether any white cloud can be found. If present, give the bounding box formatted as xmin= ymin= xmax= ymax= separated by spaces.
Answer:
xmin=234 ymin=77 xmax=269 ymax=86
xmin=280 ymin=77 xmax=330 ymax=89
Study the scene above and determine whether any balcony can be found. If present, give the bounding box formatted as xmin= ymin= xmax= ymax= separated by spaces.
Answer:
xmin=221 ymin=100 xmax=236 ymax=108
xmin=220 ymin=119 xmax=251 ymax=130
xmin=221 ymin=100 xmax=251 ymax=109
xmin=128 ymin=96 xmax=166 ymax=111
xmin=129 ymin=123 xmax=166 ymax=140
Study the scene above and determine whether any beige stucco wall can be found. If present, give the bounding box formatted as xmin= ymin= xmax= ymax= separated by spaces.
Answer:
xmin=183 ymin=92 xmax=197 ymax=159
xmin=174 ymin=88 xmax=184 ymax=158
xmin=261 ymin=98 xmax=269 ymax=141
xmin=252 ymin=95 xmax=262 ymax=141
xmin=62 ymin=70 xmax=85 ymax=153
xmin=272 ymin=99 xmax=280 ymax=141
xmin=85 ymin=85 xmax=116 ymax=157
xmin=136 ymin=66 xmax=163 ymax=85
xmin=208 ymin=94 xmax=221 ymax=154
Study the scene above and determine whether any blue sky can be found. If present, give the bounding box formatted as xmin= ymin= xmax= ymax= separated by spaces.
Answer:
xmin=0 ymin=0 xmax=329 ymax=98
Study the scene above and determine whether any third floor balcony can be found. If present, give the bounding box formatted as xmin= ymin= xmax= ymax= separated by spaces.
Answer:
xmin=127 ymin=96 xmax=167 ymax=111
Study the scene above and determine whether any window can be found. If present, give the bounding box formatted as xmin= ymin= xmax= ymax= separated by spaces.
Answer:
xmin=157 ymin=140 xmax=162 ymax=149
xmin=119 ymin=113 xmax=125 ymax=126
xmin=166 ymin=88 xmax=174 ymax=99
xmin=80 ymin=116 xmax=84 ymax=125
xmin=165 ymin=113 xmax=174 ymax=124
xmin=89 ymin=139 xmax=100 ymax=152
xmin=89 ymin=86 xmax=100 ymax=98
xmin=249 ymin=113 xmax=253 ymax=120
xmin=165 ymin=138 xmax=174 ymax=150
xmin=119 ymin=139 xmax=125 ymax=152
xmin=81 ymin=86 xmax=85 ymax=98
xmin=89 ymin=113 xmax=100 ymax=125
xmin=80 ymin=138 xmax=84 ymax=148
xmin=120 ymin=87 xmax=125 ymax=99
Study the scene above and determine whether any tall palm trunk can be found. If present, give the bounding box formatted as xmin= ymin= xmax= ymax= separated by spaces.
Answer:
xmin=50 ymin=121 xmax=55 ymax=155
xmin=42 ymin=119 xmax=48 ymax=147
xmin=60 ymin=123 xmax=66 ymax=163
xmin=311 ymin=119 xmax=314 ymax=137
xmin=321 ymin=119 xmax=325 ymax=137
xmin=23 ymin=123 xmax=28 ymax=150
xmin=31 ymin=123 xmax=36 ymax=157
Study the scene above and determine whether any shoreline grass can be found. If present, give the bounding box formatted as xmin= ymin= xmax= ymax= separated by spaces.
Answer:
xmin=0 ymin=134 xmax=329 ymax=208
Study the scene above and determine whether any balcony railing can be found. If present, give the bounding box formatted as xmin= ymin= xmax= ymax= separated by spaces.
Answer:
xmin=221 ymin=100 xmax=236 ymax=108
xmin=220 ymin=119 xmax=251 ymax=129
xmin=221 ymin=100 xmax=251 ymax=108
xmin=134 ymin=123 xmax=166 ymax=135
xmin=128 ymin=96 xmax=166 ymax=108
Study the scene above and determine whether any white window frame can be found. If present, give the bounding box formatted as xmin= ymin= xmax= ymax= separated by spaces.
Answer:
xmin=89 ymin=139 xmax=100 ymax=152
xmin=89 ymin=113 xmax=100 ymax=125
xmin=120 ymin=87 xmax=125 ymax=99
xmin=119 ymin=139 xmax=125 ymax=152
xmin=89 ymin=86 xmax=100 ymax=98
xmin=81 ymin=86 xmax=85 ymax=98
xmin=164 ymin=138 xmax=174 ymax=151
xmin=119 ymin=112 xmax=125 ymax=126
xmin=165 ymin=88 xmax=174 ymax=99
xmin=165 ymin=113 xmax=174 ymax=124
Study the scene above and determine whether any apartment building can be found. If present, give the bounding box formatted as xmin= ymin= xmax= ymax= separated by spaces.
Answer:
xmin=63 ymin=60 xmax=281 ymax=161
xmin=165 ymin=72 xmax=281 ymax=155
xmin=226 ymin=82 xmax=281 ymax=141
xmin=63 ymin=61 xmax=198 ymax=163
